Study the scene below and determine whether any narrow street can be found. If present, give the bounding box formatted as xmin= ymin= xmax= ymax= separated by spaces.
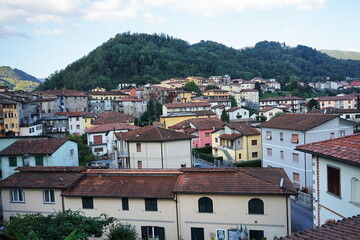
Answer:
xmin=291 ymin=200 xmax=313 ymax=233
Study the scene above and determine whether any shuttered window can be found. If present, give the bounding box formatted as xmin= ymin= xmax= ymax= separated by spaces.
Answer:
xmin=327 ymin=166 xmax=341 ymax=197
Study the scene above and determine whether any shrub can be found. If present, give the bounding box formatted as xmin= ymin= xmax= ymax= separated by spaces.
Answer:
xmin=107 ymin=223 xmax=138 ymax=240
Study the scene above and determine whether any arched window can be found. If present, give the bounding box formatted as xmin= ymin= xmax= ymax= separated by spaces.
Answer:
xmin=351 ymin=178 xmax=360 ymax=204
xmin=198 ymin=197 xmax=213 ymax=213
xmin=248 ymin=198 xmax=264 ymax=214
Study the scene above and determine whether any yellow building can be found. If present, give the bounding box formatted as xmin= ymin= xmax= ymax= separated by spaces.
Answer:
xmin=176 ymin=91 xmax=193 ymax=103
xmin=1 ymin=101 xmax=19 ymax=136
xmin=203 ymin=89 xmax=229 ymax=99
xmin=212 ymin=122 xmax=261 ymax=161
xmin=82 ymin=112 xmax=97 ymax=132
xmin=160 ymin=112 xmax=197 ymax=129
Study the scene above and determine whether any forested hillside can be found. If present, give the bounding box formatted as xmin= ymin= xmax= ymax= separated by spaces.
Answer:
xmin=0 ymin=66 xmax=40 ymax=91
xmin=38 ymin=33 xmax=360 ymax=91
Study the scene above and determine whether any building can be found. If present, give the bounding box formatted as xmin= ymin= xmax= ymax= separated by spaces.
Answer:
xmin=163 ymin=102 xmax=211 ymax=115
xmin=257 ymin=107 xmax=285 ymax=121
xmin=212 ymin=122 xmax=261 ymax=162
xmin=317 ymin=94 xmax=360 ymax=109
xmin=259 ymin=114 xmax=354 ymax=191
xmin=0 ymin=167 xmax=296 ymax=240
xmin=38 ymin=115 xmax=68 ymax=138
xmin=169 ymin=118 xmax=224 ymax=148
xmin=120 ymin=98 xmax=147 ymax=118
xmin=203 ymin=89 xmax=230 ymax=99
xmin=45 ymin=90 xmax=89 ymax=112
xmin=160 ymin=110 xmax=217 ymax=129
xmin=226 ymin=107 xmax=250 ymax=120
xmin=260 ymin=95 xmax=304 ymax=113
xmin=58 ymin=111 xmax=96 ymax=136
xmin=116 ymin=126 xmax=194 ymax=169
xmin=93 ymin=111 xmax=134 ymax=125
xmin=296 ymin=133 xmax=360 ymax=226
xmin=0 ymin=138 xmax=78 ymax=179
xmin=1 ymin=100 xmax=19 ymax=136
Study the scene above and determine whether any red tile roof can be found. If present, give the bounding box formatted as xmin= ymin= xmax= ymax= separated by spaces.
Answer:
xmin=164 ymin=102 xmax=211 ymax=108
xmin=240 ymin=89 xmax=258 ymax=92
xmin=219 ymin=133 xmax=242 ymax=140
xmin=85 ymin=122 xmax=139 ymax=133
xmin=226 ymin=107 xmax=243 ymax=112
xmin=296 ymin=133 xmax=360 ymax=166
xmin=174 ymin=168 xmax=296 ymax=195
xmin=118 ymin=126 xmax=194 ymax=142
xmin=318 ymin=94 xmax=359 ymax=101
xmin=169 ymin=118 xmax=224 ymax=131
xmin=93 ymin=111 xmax=134 ymax=124
xmin=0 ymin=138 xmax=71 ymax=156
xmin=227 ymin=122 xmax=260 ymax=136
xmin=258 ymin=114 xmax=340 ymax=131
xmin=45 ymin=90 xmax=87 ymax=97
xmin=280 ymin=215 xmax=360 ymax=240
xmin=260 ymin=95 xmax=303 ymax=102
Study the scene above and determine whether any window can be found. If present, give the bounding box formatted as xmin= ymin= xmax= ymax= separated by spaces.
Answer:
xmin=205 ymin=132 xmax=210 ymax=137
xmin=251 ymin=139 xmax=257 ymax=145
xmin=198 ymin=197 xmax=213 ymax=213
xmin=267 ymin=148 xmax=272 ymax=156
xmin=10 ymin=189 xmax=25 ymax=203
xmin=136 ymin=143 xmax=141 ymax=152
xmin=248 ymin=198 xmax=264 ymax=214
xmin=249 ymin=230 xmax=264 ymax=240
xmin=351 ymin=178 xmax=360 ymax=204
xmin=291 ymin=134 xmax=299 ymax=143
xmin=292 ymin=153 xmax=299 ymax=162
xmin=252 ymin=152 xmax=258 ymax=158
xmin=122 ymin=198 xmax=129 ymax=210
xmin=44 ymin=190 xmax=55 ymax=203
xmin=215 ymin=138 xmax=218 ymax=143
xmin=345 ymin=114 xmax=350 ymax=119
xmin=330 ymin=132 xmax=335 ymax=139
xmin=82 ymin=197 xmax=94 ymax=209
xmin=76 ymin=117 xmax=79 ymax=121
xmin=94 ymin=147 xmax=103 ymax=152
xmin=93 ymin=135 xmax=103 ymax=144
xmin=137 ymin=161 xmax=142 ymax=169
xmin=238 ymin=153 xmax=242 ymax=159
xmin=280 ymin=150 xmax=284 ymax=160
xmin=293 ymin=172 xmax=300 ymax=182
xmin=327 ymin=166 xmax=341 ymax=197
xmin=35 ymin=156 xmax=44 ymax=166
xmin=265 ymin=131 xmax=272 ymax=140
xmin=145 ymin=198 xmax=157 ymax=211
xmin=141 ymin=226 xmax=165 ymax=240
xmin=339 ymin=130 xmax=345 ymax=137
xmin=9 ymin=157 xmax=17 ymax=167
xmin=76 ymin=125 xmax=80 ymax=130
xmin=279 ymin=132 xmax=284 ymax=141
xmin=70 ymin=149 xmax=74 ymax=158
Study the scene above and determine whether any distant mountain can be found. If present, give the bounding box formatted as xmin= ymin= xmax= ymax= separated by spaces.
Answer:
xmin=0 ymin=66 xmax=40 ymax=91
xmin=38 ymin=33 xmax=360 ymax=91
xmin=320 ymin=49 xmax=360 ymax=60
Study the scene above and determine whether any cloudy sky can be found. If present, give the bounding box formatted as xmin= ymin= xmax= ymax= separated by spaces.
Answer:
xmin=0 ymin=0 xmax=359 ymax=79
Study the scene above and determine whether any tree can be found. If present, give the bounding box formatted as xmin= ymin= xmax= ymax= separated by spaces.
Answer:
xmin=220 ymin=109 xmax=230 ymax=123
xmin=106 ymin=223 xmax=138 ymax=240
xmin=307 ymin=98 xmax=320 ymax=111
xmin=271 ymin=112 xmax=284 ymax=119
xmin=204 ymin=85 xmax=219 ymax=91
xmin=66 ymin=134 xmax=95 ymax=166
xmin=183 ymin=81 xmax=200 ymax=94
xmin=229 ymin=96 xmax=238 ymax=107
xmin=4 ymin=210 xmax=114 ymax=240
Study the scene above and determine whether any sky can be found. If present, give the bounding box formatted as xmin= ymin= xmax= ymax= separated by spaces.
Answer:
xmin=0 ymin=0 xmax=359 ymax=79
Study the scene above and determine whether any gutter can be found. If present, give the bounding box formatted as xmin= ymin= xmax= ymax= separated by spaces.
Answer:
xmin=173 ymin=194 xmax=180 ymax=240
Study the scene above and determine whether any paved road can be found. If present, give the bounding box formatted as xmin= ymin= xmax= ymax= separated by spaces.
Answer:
xmin=291 ymin=199 xmax=313 ymax=233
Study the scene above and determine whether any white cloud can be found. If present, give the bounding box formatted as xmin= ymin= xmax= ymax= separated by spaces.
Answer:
xmin=0 ymin=25 xmax=29 ymax=38
xmin=26 ymin=15 xmax=63 ymax=24
xmin=35 ymin=28 xmax=63 ymax=35
xmin=143 ymin=12 xmax=165 ymax=24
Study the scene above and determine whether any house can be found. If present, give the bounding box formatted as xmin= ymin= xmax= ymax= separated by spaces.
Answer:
xmin=38 ymin=115 xmax=68 ymax=138
xmin=317 ymin=94 xmax=360 ymax=109
xmin=163 ymin=102 xmax=211 ymax=115
xmin=45 ymin=90 xmax=88 ymax=112
xmin=257 ymin=107 xmax=285 ymax=121
xmin=203 ymin=89 xmax=229 ymax=99
xmin=296 ymin=133 xmax=360 ymax=226
xmin=0 ymin=137 xmax=79 ymax=179
xmin=88 ymin=90 xmax=129 ymax=101
xmin=85 ymin=122 xmax=139 ymax=157
xmin=58 ymin=111 xmax=96 ymax=136
xmin=176 ymin=90 xmax=193 ymax=103
xmin=0 ymin=167 xmax=296 ymax=240
xmin=120 ymin=98 xmax=147 ymax=118
xmin=212 ymin=122 xmax=261 ymax=162
xmin=260 ymin=95 xmax=304 ymax=113
xmin=116 ymin=126 xmax=194 ymax=169
xmin=259 ymin=114 xmax=354 ymax=191
xmin=160 ymin=110 xmax=217 ymax=129
xmin=280 ymin=215 xmax=360 ymax=240
xmin=169 ymin=118 xmax=224 ymax=148
xmin=226 ymin=107 xmax=250 ymax=120
xmin=93 ymin=111 xmax=134 ymax=125
xmin=1 ymin=100 xmax=19 ymax=136
xmin=19 ymin=123 xmax=43 ymax=136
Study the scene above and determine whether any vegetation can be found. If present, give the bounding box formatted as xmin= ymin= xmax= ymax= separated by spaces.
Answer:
xmin=220 ymin=109 xmax=230 ymax=123
xmin=192 ymin=146 xmax=221 ymax=164
xmin=0 ymin=66 xmax=40 ymax=91
xmin=106 ymin=223 xmax=138 ymax=240
xmin=229 ymin=95 xmax=237 ymax=107
xmin=321 ymin=49 xmax=360 ymax=60
xmin=233 ymin=160 xmax=262 ymax=168
xmin=307 ymin=98 xmax=320 ymax=111
xmin=139 ymin=98 xmax=162 ymax=126
xmin=183 ymin=81 xmax=200 ymax=94
xmin=37 ymin=33 xmax=360 ymax=91
xmin=204 ymin=84 xmax=220 ymax=91
xmin=65 ymin=134 xmax=95 ymax=166
xmin=3 ymin=210 xmax=114 ymax=240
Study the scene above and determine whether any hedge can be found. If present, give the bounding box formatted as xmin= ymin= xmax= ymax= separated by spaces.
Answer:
xmin=233 ymin=159 xmax=261 ymax=168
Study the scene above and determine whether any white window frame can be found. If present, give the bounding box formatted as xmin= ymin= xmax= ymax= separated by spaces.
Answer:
xmin=43 ymin=190 xmax=55 ymax=204
xmin=10 ymin=189 xmax=25 ymax=203
xmin=70 ymin=149 xmax=74 ymax=158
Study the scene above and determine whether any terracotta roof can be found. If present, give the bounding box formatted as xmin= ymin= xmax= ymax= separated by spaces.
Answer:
xmin=240 ymin=89 xmax=258 ymax=92
xmin=318 ymin=94 xmax=359 ymax=101
xmin=227 ymin=122 xmax=260 ymax=136
xmin=260 ymin=96 xmax=303 ymax=102
xmin=0 ymin=167 xmax=85 ymax=188
xmin=83 ymin=112 xmax=97 ymax=118
xmin=67 ymin=111 xmax=86 ymax=117
xmin=0 ymin=138 xmax=71 ymax=156
xmin=62 ymin=173 xmax=178 ymax=199
xmin=85 ymin=122 xmax=139 ymax=133
xmin=226 ymin=107 xmax=243 ymax=112
xmin=296 ymin=133 xmax=360 ymax=166
xmin=164 ymin=102 xmax=211 ymax=108
xmin=117 ymin=126 xmax=194 ymax=142
xmin=88 ymin=91 xmax=128 ymax=96
xmin=219 ymin=133 xmax=242 ymax=140
xmin=45 ymin=90 xmax=87 ymax=97
xmin=204 ymin=89 xmax=229 ymax=93
xmin=258 ymin=114 xmax=340 ymax=131
xmin=94 ymin=111 xmax=134 ymax=125
xmin=311 ymin=107 xmax=360 ymax=114
xmin=258 ymin=106 xmax=283 ymax=112
xmin=169 ymin=118 xmax=224 ymax=131
xmin=211 ymin=104 xmax=226 ymax=109
xmin=173 ymin=168 xmax=296 ymax=195
xmin=120 ymin=98 xmax=146 ymax=102
xmin=280 ymin=215 xmax=360 ymax=240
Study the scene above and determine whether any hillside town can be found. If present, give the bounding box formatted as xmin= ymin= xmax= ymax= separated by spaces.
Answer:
xmin=0 ymin=75 xmax=359 ymax=240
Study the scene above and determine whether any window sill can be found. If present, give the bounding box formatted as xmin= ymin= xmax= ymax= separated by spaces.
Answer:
xmin=326 ymin=191 xmax=342 ymax=199
xmin=10 ymin=201 xmax=25 ymax=204
xmin=44 ymin=202 xmax=55 ymax=204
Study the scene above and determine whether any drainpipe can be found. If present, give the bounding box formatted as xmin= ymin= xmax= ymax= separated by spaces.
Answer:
xmin=161 ymin=142 xmax=164 ymax=169
xmin=126 ymin=141 xmax=130 ymax=169
xmin=286 ymin=196 xmax=289 ymax=235
xmin=61 ymin=189 xmax=65 ymax=212
xmin=316 ymin=156 xmax=321 ymax=226
xmin=174 ymin=194 xmax=180 ymax=240
xmin=303 ymin=132 xmax=307 ymax=190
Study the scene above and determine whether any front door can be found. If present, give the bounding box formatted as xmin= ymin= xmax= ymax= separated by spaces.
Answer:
xmin=191 ymin=227 xmax=204 ymax=240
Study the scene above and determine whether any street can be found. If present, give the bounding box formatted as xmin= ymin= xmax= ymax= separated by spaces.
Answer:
xmin=291 ymin=199 xmax=313 ymax=233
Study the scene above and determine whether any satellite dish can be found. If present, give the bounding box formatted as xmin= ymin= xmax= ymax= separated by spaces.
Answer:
xmin=280 ymin=177 xmax=284 ymax=188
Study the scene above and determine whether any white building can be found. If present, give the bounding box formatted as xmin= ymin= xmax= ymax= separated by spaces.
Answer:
xmin=296 ymin=133 xmax=360 ymax=226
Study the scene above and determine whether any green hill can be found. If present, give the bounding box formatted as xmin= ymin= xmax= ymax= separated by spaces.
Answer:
xmin=0 ymin=66 xmax=40 ymax=91
xmin=38 ymin=32 xmax=360 ymax=91
xmin=320 ymin=49 xmax=360 ymax=60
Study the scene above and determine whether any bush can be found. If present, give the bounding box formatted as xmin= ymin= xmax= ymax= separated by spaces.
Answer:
xmin=107 ymin=223 xmax=138 ymax=240
xmin=233 ymin=160 xmax=261 ymax=168
xmin=192 ymin=146 xmax=212 ymax=154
